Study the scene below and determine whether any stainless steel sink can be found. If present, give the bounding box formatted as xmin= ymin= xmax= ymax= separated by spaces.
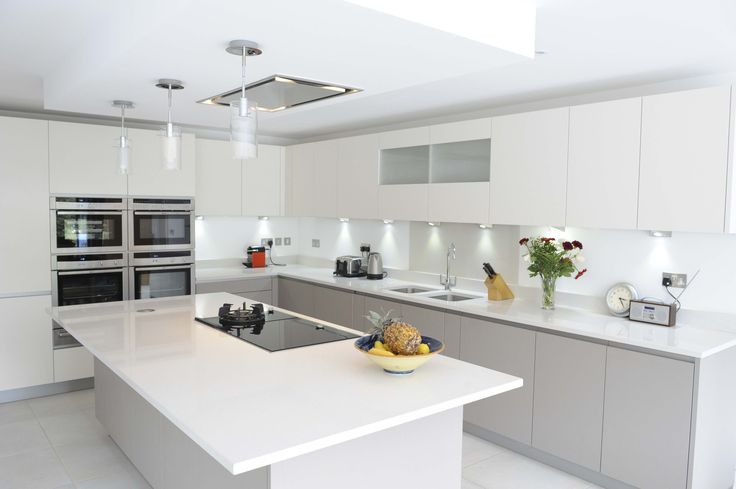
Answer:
xmin=387 ymin=286 xmax=436 ymax=294
xmin=427 ymin=293 xmax=479 ymax=302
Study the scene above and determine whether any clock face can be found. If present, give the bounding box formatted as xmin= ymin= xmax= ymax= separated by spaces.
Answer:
xmin=606 ymin=283 xmax=638 ymax=317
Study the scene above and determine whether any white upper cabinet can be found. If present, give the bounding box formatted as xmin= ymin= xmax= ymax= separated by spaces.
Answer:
xmin=490 ymin=108 xmax=570 ymax=227
xmin=127 ymin=129 xmax=196 ymax=197
xmin=195 ymin=139 xmax=242 ymax=216
xmin=429 ymin=118 xmax=491 ymax=144
xmin=243 ymin=144 xmax=284 ymax=217
xmin=49 ymin=121 xmax=127 ymax=195
xmin=378 ymin=127 xmax=430 ymax=221
xmin=566 ymin=98 xmax=642 ymax=230
xmin=427 ymin=182 xmax=490 ymax=224
xmin=286 ymin=143 xmax=315 ymax=217
xmin=337 ymin=134 xmax=379 ymax=219
xmin=312 ymin=140 xmax=338 ymax=218
xmin=379 ymin=184 xmax=429 ymax=221
xmin=0 ymin=117 xmax=50 ymax=294
xmin=379 ymin=127 xmax=430 ymax=149
xmin=638 ymin=86 xmax=731 ymax=233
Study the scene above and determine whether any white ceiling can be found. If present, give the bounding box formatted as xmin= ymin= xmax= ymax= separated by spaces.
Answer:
xmin=2 ymin=0 xmax=736 ymax=141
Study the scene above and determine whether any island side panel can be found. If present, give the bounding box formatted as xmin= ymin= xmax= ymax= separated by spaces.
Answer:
xmin=94 ymin=359 xmax=269 ymax=489
xmin=269 ymin=407 xmax=462 ymax=489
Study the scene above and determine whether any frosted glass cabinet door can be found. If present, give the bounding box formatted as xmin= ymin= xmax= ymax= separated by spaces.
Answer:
xmin=566 ymin=98 xmax=642 ymax=230
xmin=337 ymin=134 xmax=379 ymax=219
xmin=638 ymin=86 xmax=731 ymax=233
xmin=490 ymin=108 xmax=569 ymax=227
xmin=195 ymin=139 xmax=242 ymax=216
xmin=49 ymin=121 xmax=127 ymax=195
xmin=243 ymin=144 xmax=284 ymax=217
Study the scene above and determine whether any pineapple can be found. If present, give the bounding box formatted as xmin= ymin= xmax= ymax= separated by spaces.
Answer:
xmin=364 ymin=309 xmax=395 ymax=342
xmin=383 ymin=321 xmax=422 ymax=356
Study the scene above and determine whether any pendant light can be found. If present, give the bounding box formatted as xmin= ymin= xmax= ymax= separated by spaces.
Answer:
xmin=226 ymin=40 xmax=261 ymax=160
xmin=112 ymin=100 xmax=134 ymax=174
xmin=156 ymin=78 xmax=184 ymax=170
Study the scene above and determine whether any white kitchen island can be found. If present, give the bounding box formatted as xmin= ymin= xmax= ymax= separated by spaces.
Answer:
xmin=50 ymin=292 xmax=522 ymax=489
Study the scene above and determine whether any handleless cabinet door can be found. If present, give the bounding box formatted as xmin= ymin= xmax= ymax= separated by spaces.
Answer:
xmin=638 ymin=86 xmax=731 ymax=233
xmin=49 ymin=121 xmax=127 ymax=195
xmin=532 ymin=333 xmax=606 ymax=471
xmin=379 ymin=184 xmax=429 ymax=222
xmin=286 ymin=143 xmax=315 ymax=217
xmin=460 ymin=317 xmax=536 ymax=444
xmin=195 ymin=139 xmax=242 ymax=216
xmin=127 ymin=129 xmax=196 ymax=197
xmin=313 ymin=140 xmax=338 ymax=218
xmin=401 ymin=303 xmax=445 ymax=345
xmin=337 ymin=134 xmax=379 ymax=219
xmin=0 ymin=117 xmax=50 ymax=294
xmin=243 ymin=144 xmax=284 ymax=217
xmin=314 ymin=286 xmax=354 ymax=329
xmin=490 ymin=108 xmax=569 ymax=227
xmin=277 ymin=278 xmax=315 ymax=317
xmin=601 ymin=347 xmax=694 ymax=489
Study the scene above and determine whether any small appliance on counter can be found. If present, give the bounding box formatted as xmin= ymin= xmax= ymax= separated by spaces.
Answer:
xmin=245 ymin=246 xmax=267 ymax=268
xmin=334 ymin=256 xmax=365 ymax=277
xmin=366 ymin=252 xmax=387 ymax=280
xmin=482 ymin=262 xmax=514 ymax=301
xmin=628 ymin=299 xmax=677 ymax=326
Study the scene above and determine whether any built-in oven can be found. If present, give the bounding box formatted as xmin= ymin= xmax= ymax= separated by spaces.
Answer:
xmin=50 ymin=196 xmax=127 ymax=253
xmin=129 ymin=250 xmax=195 ymax=299
xmin=51 ymin=253 xmax=129 ymax=307
xmin=128 ymin=198 xmax=194 ymax=251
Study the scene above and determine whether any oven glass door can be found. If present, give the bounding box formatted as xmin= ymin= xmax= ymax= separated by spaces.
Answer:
xmin=132 ymin=212 xmax=192 ymax=248
xmin=133 ymin=266 xmax=192 ymax=299
xmin=55 ymin=211 xmax=124 ymax=251
xmin=56 ymin=269 xmax=126 ymax=306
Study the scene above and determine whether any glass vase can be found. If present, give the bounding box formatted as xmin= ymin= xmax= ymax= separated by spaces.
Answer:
xmin=540 ymin=276 xmax=557 ymax=310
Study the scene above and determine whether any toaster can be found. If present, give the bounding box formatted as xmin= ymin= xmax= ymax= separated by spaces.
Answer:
xmin=334 ymin=256 xmax=365 ymax=277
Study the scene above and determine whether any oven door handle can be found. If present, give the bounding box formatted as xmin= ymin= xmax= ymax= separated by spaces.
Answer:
xmin=134 ymin=265 xmax=193 ymax=272
xmin=57 ymin=268 xmax=125 ymax=276
xmin=56 ymin=210 xmax=124 ymax=216
xmin=132 ymin=211 xmax=192 ymax=215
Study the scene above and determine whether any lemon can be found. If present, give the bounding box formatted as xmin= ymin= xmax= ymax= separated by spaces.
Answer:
xmin=368 ymin=347 xmax=396 ymax=357
xmin=417 ymin=343 xmax=430 ymax=355
xmin=374 ymin=340 xmax=386 ymax=350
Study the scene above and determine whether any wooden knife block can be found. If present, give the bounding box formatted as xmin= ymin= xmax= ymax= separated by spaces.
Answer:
xmin=484 ymin=274 xmax=515 ymax=301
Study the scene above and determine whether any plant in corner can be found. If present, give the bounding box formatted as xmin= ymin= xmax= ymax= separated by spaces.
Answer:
xmin=519 ymin=237 xmax=587 ymax=310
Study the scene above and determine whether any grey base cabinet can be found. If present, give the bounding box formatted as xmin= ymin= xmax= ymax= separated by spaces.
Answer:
xmin=314 ymin=286 xmax=354 ymax=329
xmin=532 ymin=333 xmax=606 ymax=471
xmin=460 ymin=317 xmax=536 ymax=444
xmin=195 ymin=278 xmax=273 ymax=306
xmin=600 ymin=347 xmax=693 ymax=489
xmin=277 ymin=278 xmax=315 ymax=317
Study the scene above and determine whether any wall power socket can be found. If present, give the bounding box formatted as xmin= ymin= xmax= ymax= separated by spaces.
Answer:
xmin=662 ymin=272 xmax=687 ymax=288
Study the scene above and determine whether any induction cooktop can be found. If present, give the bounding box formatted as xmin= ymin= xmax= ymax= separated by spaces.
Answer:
xmin=195 ymin=304 xmax=359 ymax=352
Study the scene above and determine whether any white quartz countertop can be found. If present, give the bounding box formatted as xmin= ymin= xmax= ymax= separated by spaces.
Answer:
xmin=50 ymin=293 xmax=522 ymax=475
xmin=196 ymin=264 xmax=736 ymax=359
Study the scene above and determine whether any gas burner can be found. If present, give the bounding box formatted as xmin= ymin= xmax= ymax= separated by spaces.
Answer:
xmin=217 ymin=302 xmax=266 ymax=329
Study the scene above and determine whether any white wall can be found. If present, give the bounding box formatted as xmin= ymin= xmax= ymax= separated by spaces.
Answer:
xmin=194 ymin=217 xmax=301 ymax=261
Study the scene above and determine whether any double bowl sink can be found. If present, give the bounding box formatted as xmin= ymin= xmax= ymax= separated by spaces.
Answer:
xmin=386 ymin=286 xmax=481 ymax=302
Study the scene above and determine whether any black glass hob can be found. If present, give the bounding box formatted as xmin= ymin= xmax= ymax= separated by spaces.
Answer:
xmin=195 ymin=303 xmax=359 ymax=352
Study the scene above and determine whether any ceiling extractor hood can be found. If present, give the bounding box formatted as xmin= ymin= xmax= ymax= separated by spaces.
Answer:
xmin=198 ymin=75 xmax=362 ymax=113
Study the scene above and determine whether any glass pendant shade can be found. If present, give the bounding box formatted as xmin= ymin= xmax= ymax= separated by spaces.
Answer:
xmin=230 ymin=96 xmax=258 ymax=159
xmin=117 ymin=135 xmax=131 ymax=174
xmin=160 ymin=122 xmax=181 ymax=170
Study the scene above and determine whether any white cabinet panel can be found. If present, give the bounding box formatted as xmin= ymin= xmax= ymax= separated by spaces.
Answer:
xmin=566 ymin=98 xmax=642 ymax=230
xmin=243 ymin=144 xmax=283 ymax=217
xmin=379 ymin=127 xmax=430 ymax=149
xmin=490 ymin=108 xmax=569 ymax=226
xmin=286 ymin=143 xmax=315 ymax=217
xmin=337 ymin=135 xmax=379 ymax=219
xmin=430 ymin=118 xmax=491 ymax=144
xmin=0 ymin=295 xmax=53 ymax=391
xmin=0 ymin=117 xmax=50 ymax=294
xmin=312 ymin=140 xmax=338 ymax=218
xmin=49 ymin=121 xmax=127 ymax=195
xmin=195 ymin=139 xmax=242 ymax=216
xmin=127 ymin=129 xmax=196 ymax=197
xmin=427 ymin=182 xmax=489 ymax=224
xmin=54 ymin=346 xmax=94 ymax=382
xmin=379 ymin=184 xmax=428 ymax=221
xmin=638 ymin=86 xmax=731 ymax=233
xmin=601 ymin=347 xmax=693 ymax=489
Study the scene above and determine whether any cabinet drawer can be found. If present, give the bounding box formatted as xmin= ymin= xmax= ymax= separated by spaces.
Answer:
xmin=196 ymin=278 xmax=272 ymax=295
xmin=54 ymin=346 xmax=94 ymax=382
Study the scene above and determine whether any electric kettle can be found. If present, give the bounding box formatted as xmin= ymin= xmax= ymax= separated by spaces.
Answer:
xmin=366 ymin=252 xmax=386 ymax=280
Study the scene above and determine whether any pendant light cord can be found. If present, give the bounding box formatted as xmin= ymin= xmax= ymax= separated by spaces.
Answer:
xmin=120 ymin=105 xmax=126 ymax=138
xmin=241 ymin=46 xmax=247 ymax=98
xmin=167 ymin=84 xmax=173 ymax=125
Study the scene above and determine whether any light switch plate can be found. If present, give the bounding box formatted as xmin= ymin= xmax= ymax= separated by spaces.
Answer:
xmin=275 ymin=238 xmax=282 ymax=246
xmin=312 ymin=239 xmax=320 ymax=248
xmin=284 ymin=237 xmax=291 ymax=246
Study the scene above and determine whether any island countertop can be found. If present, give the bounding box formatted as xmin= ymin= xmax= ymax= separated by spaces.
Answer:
xmin=50 ymin=293 xmax=522 ymax=475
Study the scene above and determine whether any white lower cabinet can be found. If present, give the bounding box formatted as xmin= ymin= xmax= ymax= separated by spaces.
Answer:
xmin=54 ymin=346 xmax=94 ymax=382
xmin=378 ymin=184 xmax=428 ymax=221
xmin=531 ymin=333 xmax=606 ymax=471
xmin=460 ymin=317 xmax=536 ymax=444
xmin=0 ymin=295 xmax=53 ymax=391
xmin=600 ymin=347 xmax=694 ymax=489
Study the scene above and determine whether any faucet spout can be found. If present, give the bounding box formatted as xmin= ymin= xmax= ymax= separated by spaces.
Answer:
xmin=441 ymin=242 xmax=457 ymax=291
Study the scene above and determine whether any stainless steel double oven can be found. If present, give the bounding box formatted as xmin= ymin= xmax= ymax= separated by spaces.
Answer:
xmin=50 ymin=196 xmax=196 ymax=347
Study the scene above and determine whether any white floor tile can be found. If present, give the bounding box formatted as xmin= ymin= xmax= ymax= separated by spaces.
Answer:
xmin=28 ymin=390 xmax=94 ymax=418
xmin=0 ymin=447 xmax=72 ymax=489
xmin=463 ymin=450 xmax=592 ymax=489
xmin=0 ymin=420 xmax=51 ymax=458
xmin=54 ymin=436 xmax=132 ymax=482
xmin=462 ymin=433 xmax=508 ymax=467
xmin=38 ymin=410 xmax=107 ymax=447
xmin=0 ymin=400 xmax=36 ymax=426
xmin=75 ymin=466 xmax=152 ymax=489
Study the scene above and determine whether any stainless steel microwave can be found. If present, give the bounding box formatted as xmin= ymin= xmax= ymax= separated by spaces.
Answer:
xmin=50 ymin=196 xmax=127 ymax=254
xmin=127 ymin=197 xmax=194 ymax=251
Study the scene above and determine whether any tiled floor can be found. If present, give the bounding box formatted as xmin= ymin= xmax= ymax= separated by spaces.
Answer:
xmin=0 ymin=389 xmax=601 ymax=489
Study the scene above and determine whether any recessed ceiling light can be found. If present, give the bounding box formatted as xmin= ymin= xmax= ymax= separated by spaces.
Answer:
xmin=198 ymin=74 xmax=362 ymax=112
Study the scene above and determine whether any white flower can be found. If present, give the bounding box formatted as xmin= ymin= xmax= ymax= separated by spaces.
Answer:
xmin=575 ymin=254 xmax=586 ymax=263
xmin=523 ymin=253 xmax=531 ymax=263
